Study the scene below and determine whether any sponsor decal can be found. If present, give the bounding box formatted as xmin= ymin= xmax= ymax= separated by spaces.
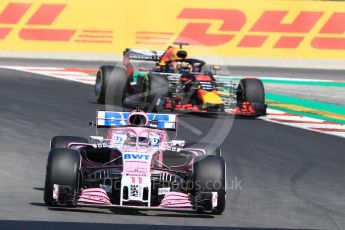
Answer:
xmin=151 ymin=137 xmax=160 ymax=146
xmin=149 ymin=133 xmax=161 ymax=147
xmin=130 ymin=184 xmax=141 ymax=198
xmin=176 ymin=8 xmax=345 ymax=50
xmin=86 ymin=194 xmax=110 ymax=203
xmin=158 ymin=187 xmax=171 ymax=196
xmin=2 ymin=1 xmax=345 ymax=57
xmin=112 ymin=134 xmax=127 ymax=145
xmin=123 ymin=153 xmax=150 ymax=161
xmin=195 ymin=75 xmax=212 ymax=81
xmin=130 ymin=176 xmax=143 ymax=184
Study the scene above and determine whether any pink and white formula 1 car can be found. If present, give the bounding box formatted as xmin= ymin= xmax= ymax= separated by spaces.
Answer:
xmin=43 ymin=109 xmax=226 ymax=214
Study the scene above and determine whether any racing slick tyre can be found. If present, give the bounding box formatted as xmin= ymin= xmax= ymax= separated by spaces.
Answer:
xmin=237 ymin=78 xmax=266 ymax=115
xmin=95 ymin=65 xmax=115 ymax=104
xmin=193 ymin=155 xmax=226 ymax=215
xmin=184 ymin=142 xmax=221 ymax=156
xmin=147 ymin=75 xmax=169 ymax=112
xmin=237 ymin=78 xmax=265 ymax=104
xmin=44 ymin=148 xmax=81 ymax=207
xmin=50 ymin=136 xmax=88 ymax=150
xmin=106 ymin=65 xmax=130 ymax=110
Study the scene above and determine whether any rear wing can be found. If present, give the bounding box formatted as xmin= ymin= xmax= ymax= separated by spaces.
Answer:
xmin=123 ymin=48 xmax=164 ymax=61
xmin=96 ymin=111 xmax=177 ymax=131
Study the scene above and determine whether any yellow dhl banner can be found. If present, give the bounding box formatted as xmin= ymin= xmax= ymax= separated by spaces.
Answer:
xmin=1 ymin=0 xmax=345 ymax=58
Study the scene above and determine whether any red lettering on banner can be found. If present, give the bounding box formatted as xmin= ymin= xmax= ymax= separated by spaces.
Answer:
xmin=238 ymin=35 xmax=267 ymax=47
xmin=274 ymin=36 xmax=304 ymax=48
xmin=312 ymin=38 xmax=345 ymax=50
xmin=176 ymin=8 xmax=246 ymax=46
xmin=19 ymin=29 xmax=75 ymax=41
xmin=177 ymin=23 xmax=235 ymax=46
xmin=0 ymin=28 xmax=11 ymax=39
xmin=0 ymin=3 xmax=31 ymax=24
xmin=0 ymin=3 xmax=112 ymax=43
xmin=319 ymin=12 xmax=345 ymax=33
xmin=27 ymin=4 xmax=66 ymax=25
xmin=312 ymin=13 xmax=345 ymax=49
xmin=251 ymin=11 xmax=323 ymax=33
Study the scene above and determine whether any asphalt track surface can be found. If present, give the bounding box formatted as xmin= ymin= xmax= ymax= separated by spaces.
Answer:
xmin=0 ymin=61 xmax=345 ymax=230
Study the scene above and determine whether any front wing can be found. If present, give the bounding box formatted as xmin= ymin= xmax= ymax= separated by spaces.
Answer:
xmin=166 ymin=101 xmax=267 ymax=117
xmin=53 ymin=186 xmax=218 ymax=213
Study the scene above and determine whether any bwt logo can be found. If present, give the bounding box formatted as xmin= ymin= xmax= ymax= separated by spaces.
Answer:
xmin=124 ymin=153 xmax=150 ymax=161
xmin=176 ymin=8 xmax=345 ymax=50
xmin=0 ymin=3 xmax=113 ymax=43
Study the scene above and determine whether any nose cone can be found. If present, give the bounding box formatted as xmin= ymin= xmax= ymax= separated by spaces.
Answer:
xmin=198 ymin=90 xmax=223 ymax=104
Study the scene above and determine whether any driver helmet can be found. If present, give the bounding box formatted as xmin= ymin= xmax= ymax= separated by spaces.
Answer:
xmin=159 ymin=47 xmax=192 ymax=73
xmin=159 ymin=47 xmax=180 ymax=65
xmin=177 ymin=62 xmax=192 ymax=73
xmin=125 ymin=133 xmax=137 ymax=146
xmin=138 ymin=133 xmax=150 ymax=146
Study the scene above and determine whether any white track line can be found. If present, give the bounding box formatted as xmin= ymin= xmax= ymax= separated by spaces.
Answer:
xmin=0 ymin=65 xmax=96 ymax=85
xmin=260 ymin=109 xmax=345 ymax=138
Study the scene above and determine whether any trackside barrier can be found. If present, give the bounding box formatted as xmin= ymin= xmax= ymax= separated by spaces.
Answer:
xmin=1 ymin=0 xmax=345 ymax=59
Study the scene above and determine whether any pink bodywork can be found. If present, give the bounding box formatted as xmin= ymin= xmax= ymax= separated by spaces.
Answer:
xmin=67 ymin=112 xmax=205 ymax=210
xmin=78 ymin=188 xmax=192 ymax=209
xmin=78 ymin=188 xmax=112 ymax=205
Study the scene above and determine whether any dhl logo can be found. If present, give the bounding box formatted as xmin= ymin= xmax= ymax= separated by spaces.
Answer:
xmin=0 ymin=3 xmax=113 ymax=43
xmin=174 ymin=8 xmax=345 ymax=50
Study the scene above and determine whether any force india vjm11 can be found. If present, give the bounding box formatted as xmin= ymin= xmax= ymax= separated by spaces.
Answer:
xmin=95 ymin=43 xmax=266 ymax=116
xmin=44 ymin=109 xmax=226 ymax=214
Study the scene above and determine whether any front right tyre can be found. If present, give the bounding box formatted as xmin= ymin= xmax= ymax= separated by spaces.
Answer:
xmin=50 ymin=136 xmax=88 ymax=150
xmin=237 ymin=78 xmax=266 ymax=115
xmin=43 ymin=148 xmax=81 ymax=206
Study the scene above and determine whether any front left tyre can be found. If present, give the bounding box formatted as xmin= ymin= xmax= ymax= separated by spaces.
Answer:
xmin=193 ymin=155 xmax=226 ymax=214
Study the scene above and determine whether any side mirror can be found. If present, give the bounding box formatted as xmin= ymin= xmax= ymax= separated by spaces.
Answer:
xmin=89 ymin=121 xmax=96 ymax=127
xmin=171 ymin=140 xmax=186 ymax=147
xmin=212 ymin=65 xmax=221 ymax=74
xmin=138 ymin=68 xmax=150 ymax=72
xmin=89 ymin=136 xmax=104 ymax=142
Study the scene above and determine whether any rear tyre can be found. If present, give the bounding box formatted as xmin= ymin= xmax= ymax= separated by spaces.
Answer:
xmin=105 ymin=65 xmax=130 ymax=111
xmin=95 ymin=65 xmax=115 ymax=104
xmin=50 ymin=136 xmax=88 ymax=150
xmin=44 ymin=148 xmax=81 ymax=206
xmin=193 ymin=155 xmax=226 ymax=214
